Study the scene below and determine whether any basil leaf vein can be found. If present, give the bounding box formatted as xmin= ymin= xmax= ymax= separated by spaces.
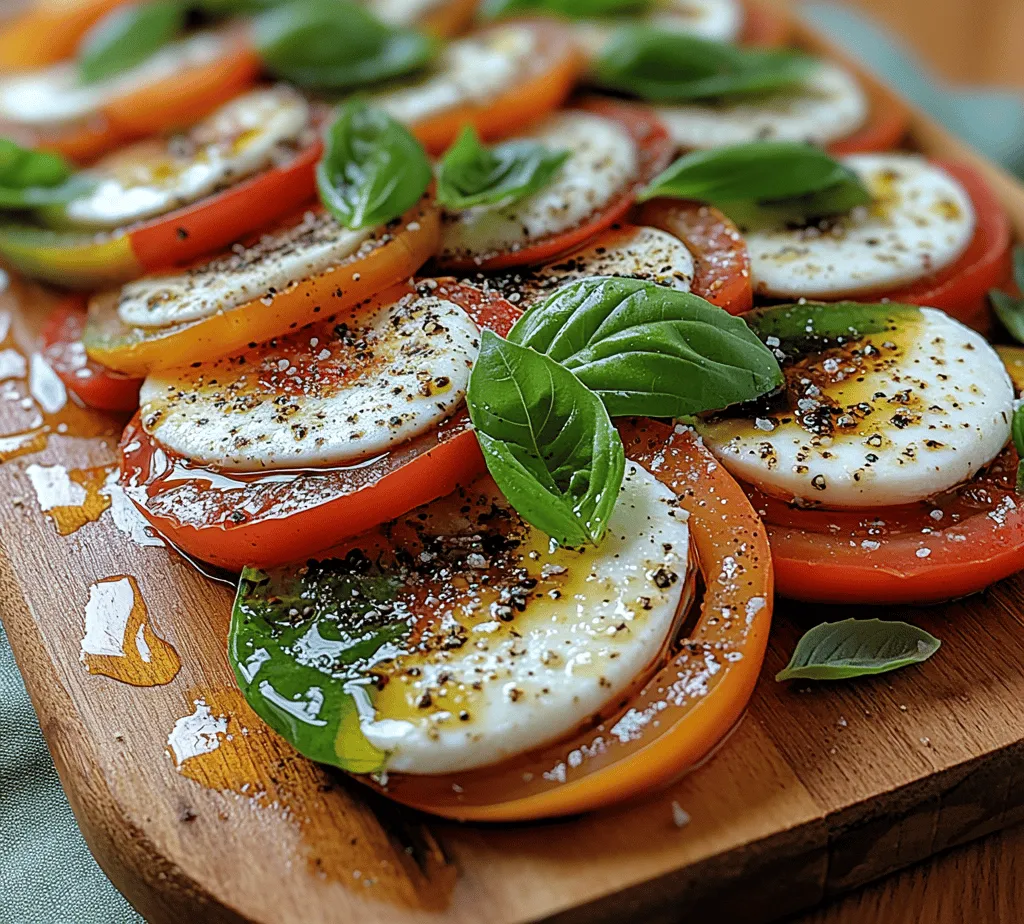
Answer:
xmin=77 ymin=1 xmax=185 ymax=85
xmin=316 ymin=100 xmax=431 ymax=230
xmin=436 ymin=126 xmax=569 ymax=210
xmin=776 ymin=618 xmax=941 ymax=682
xmin=508 ymin=277 xmax=783 ymax=417
xmin=255 ymin=0 xmax=434 ymax=89
xmin=467 ymin=329 xmax=625 ymax=547
xmin=593 ymin=27 xmax=816 ymax=102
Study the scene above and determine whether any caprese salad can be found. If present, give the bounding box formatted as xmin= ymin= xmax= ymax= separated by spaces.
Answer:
xmin=3 ymin=0 xmax=1021 ymax=822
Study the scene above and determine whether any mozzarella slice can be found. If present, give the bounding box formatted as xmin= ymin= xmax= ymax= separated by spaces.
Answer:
xmin=440 ymin=111 xmax=637 ymax=264
xmin=116 ymin=210 xmax=376 ymax=329
xmin=373 ymin=24 xmax=539 ymax=125
xmin=348 ymin=463 xmax=690 ymax=774
xmin=368 ymin=0 xmax=447 ymax=26
xmin=139 ymin=291 xmax=480 ymax=471
xmin=487 ymin=224 xmax=694 ymax=307
xmin=697 ymin=306 xmax=1013 ymax=508
xmin=0 ymin=31 xmax=230 ymax=129
xmin=57 ymin=86 xmax=312 ymax=230
xmin=655 ymin=61 xmax=868 ymax=150
xmin=746 ymin=154 xmax=976 ymax=298
xmin=575 ymin=0 xmax=743 ymax=57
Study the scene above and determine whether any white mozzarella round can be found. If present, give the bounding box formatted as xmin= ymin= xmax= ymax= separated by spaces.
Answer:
xmin=139 ymin=291 xmax=481 ymax=471
xmin=373 ymin=24 xmax=539 ymax=125
xmin=697 ymin=307 xmax=1013 ymax=508
xmin=488 ymin=224 xmax=694 ymax=306
xmin=351 ymin=463 xmax=690 ymax=774
xmin=575 ymin=0 xmax=743 ymax=57
xmin=116 ymin=210 xmax=375 ymax=329
xmin=655 ymin=61 xmax=868 ymax=151
xmin=0 ymin=31 xmax=229 ymax=129
xmin=57 ymin=86 xmax=312 ymax=230
xmin=440 ymin=111 xmax=637 ymax=264
xmin=368 ymin=0 xmax=447 ymax=26
xmin=746 ymin=154 xmax=976 ymax=299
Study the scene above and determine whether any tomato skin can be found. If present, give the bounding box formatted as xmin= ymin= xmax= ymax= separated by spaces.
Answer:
xmin=750 ymin=446 xmax=1024 ymax=605
xmin=119 ymin=281 xmax=521 ymax=572
xmin=41 ymin=298 xmax=141 ymax=412
xmin=436 ymin=98 xmax=674 ymax=272
xmin=371 ymin=420 xmax=774 ymax=822
xmin=635 ymin=198 xmax=753 ymax=314
xmin=881 ymin=160 xmax=1012 ymax=332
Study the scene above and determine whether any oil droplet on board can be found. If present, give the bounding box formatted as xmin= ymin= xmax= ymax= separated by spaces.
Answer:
xmin=26 ymin=463 xmax=111 ymax=536
xmin=80 ymin=575 xmax=180 ymax=686
xmin=167 ymin=699 xmax=229 ymax=767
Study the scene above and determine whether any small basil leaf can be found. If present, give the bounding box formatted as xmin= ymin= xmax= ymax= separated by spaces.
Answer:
xmin=436 ymin=126 xmax=569 ymax=210
xmin=989 ymin=246 xmax=1024 ymax=344
xmin=508 ymin=277 xmax=783 ymax=417
xmin=467 ymin=330 xmax=625 ymax=547
xmin=229 ymin=562 xmax=413 ymax=773
xmin=1012 ymin=403 xmax=1024 ymax=494
xmin=482 ymin=0 xmax=650 ymax=20
xmin=641 ymin=142 xmax=871 ymax=222
xmin=77 ymin=1 xmax=185 ymax=85
xmin=593 ymin=28 xmax=815 ymax=102
xmin=316 ymin=100 xmax=431 ymax=230
xmin=0 ymin=140 xmax=94 ymax=210
xmin=255 ymin=0 xmax=433 ymax=89
xmin=776 ymin=618 xmax=941 ymax=682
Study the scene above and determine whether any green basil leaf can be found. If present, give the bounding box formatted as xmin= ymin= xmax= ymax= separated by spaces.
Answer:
xmin=316 ymin=99 xmax=431 ymax=230
xmin=229 ymin=561 xmax=414 ymax=773
xmin=508 ymin=277 xmax=783 ymax=417
xmin=592 ymin=28 xmax=815 ymax=102
xmin=194 ymin=0 xmax=285 ymax=12
xmin=436 ymin=126 xmax=569 ymax=210
xmin=77 ymin=1 xmax=185 ymax=85
xmin=481 ymin=0 xmax=650 ymax=21
xmin=776 ymin=618 xmax=941 ymax=682
xmin=640 ymin=142 xmax=871 ymax=222
xmin=0 ymin=140 xmax=94 ymax=210
xmin=989 ymin=245 xmax=1024 ymax=344
xmin=255 ymin=0 xmax=433 ymax=89
xmin=467 ymin=330 xmax=625 ymax=547
xmin=1012 ymin=403 xmax=1024 ymax=494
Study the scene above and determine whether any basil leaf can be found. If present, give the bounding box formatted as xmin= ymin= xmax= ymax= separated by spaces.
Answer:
xmin=316 ymin=100 xmax=431 ymax=230
xmin=989 ymin=246 xmax=1024 ymax=344
xmin=229 ymin=561 xmax=414 ymax=773
xmin=641 ymin=142 xmax=871 ymax=222
xmin=593 ymin=28 xmax=815 ymax=102
xmin=776 ymin=618 xmax=941 ymax=682
xmin=1012 ymin=403 xmax=1024 ymax=494
xmin=508 ymin=277 xmax=783 ymax=417
xmin=0 ymin=140 xmax=93 ymax=210
xmin=436 ymin=126 xmax=569 ymax=210
xmin=77 ymin=1 xmax=185 ymax=85
xmin=467 ymin=330 xmax=625 ymax=547
xmin=481 ymin=0 xmax=650 ymax=21
xmin=255 ymin=0 xmax=433 ymax=89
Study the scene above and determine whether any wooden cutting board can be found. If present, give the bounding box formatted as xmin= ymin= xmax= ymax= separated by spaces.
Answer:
xmin=4 ymin=8 xmax=1024 ymax=923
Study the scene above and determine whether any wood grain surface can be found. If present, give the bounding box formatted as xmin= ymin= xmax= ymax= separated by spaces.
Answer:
xmin=2 ymin=5 xmax=1024 ymax=924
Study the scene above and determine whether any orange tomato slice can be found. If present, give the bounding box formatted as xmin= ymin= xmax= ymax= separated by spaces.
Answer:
xmin=0 ymin=0 xmax=129 ymax=72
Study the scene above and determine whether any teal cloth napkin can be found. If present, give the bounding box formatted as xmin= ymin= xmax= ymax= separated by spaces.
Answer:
xmin=1 ymin=7 xmax=1023 ymax=924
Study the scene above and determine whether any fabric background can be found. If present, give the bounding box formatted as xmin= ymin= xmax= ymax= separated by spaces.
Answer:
xmin=1 ymin=4 xmax=1022 ymax=923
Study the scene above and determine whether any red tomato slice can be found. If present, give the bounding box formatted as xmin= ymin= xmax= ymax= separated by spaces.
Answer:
xmin=119 ymin=280 xmax=521 ymax=571
xmin=879 ymin=160 xmax=1013 ymax=332
xmin=436 ymin=98 xmax=673 ymax=273
xmin=41 ymin=297 xmax=141 ymax=412
xmin=826 ymin=74 xmax=910 ymax=156
xmin=740 ymin=0 xmax=790 ymax=47
xmin=636 ymin=198 xmax=753 ymax=314
xmin=368 ymin=420 xmax=774 ymax=822
xmin=0 ymin=0 xmax=129 ymax=71
xmin=747 ymin=445 xmax=1024 ymax=605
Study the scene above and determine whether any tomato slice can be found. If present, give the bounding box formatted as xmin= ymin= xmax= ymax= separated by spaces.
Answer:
xmin=407 ymin=20 xmax=584 ymax=155
xmin=41 ymin=298 xmax=141 ymax=412
xmin=879 ymin=160 xmax=1013 ymax=332
xmin=826 ymin=72 xmax=910 ymax=156
xmin=636 ymin=198 xmax=752 ymax=314
xmin=0 ymin=140 xmax=322 ymax=290
xmin=748 ymin=445 xmax=1024 ymax=605
xmin=415 ymin=0 xmax=479 ymax=36
xmin=366 ymin=420 xmax=773 ymax=822
xmin=1 ymin=28 xmax=261 ymax=164
xmin=739 ymin=0 xmax=790 ymax=47
xmin=84 ymin=198 xmax=441 ymax=375
xmin=436 ymin=98 xmax=673 ymax=273
xmin=0 ymin=0 xmax=129 ymax=71
xmin=119 ymin=280 xmax=521 ymax=571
